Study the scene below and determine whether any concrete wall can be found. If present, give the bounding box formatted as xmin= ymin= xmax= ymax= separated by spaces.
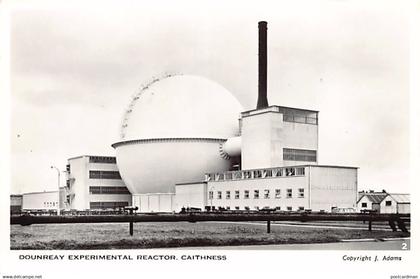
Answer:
xmin=241 ymin=111 xmax=282 ymax=170
xmin=309 ymin=166 xmax=358 ymax=211
xmin=59 ymin=187 xmax=67 ymax=210
xmin=281 ymin=122 xmax=318 ymax=167
xmin=22 ymin=191 xmax=59 ymax=210
xmin=134 ymin=193 xmax=175 ymax=212
xmin=241 ymin=109 xmax=318 ymax=170
xmin=68 ymin=157 xmax=88 ymax=209
xmin=175 ymin=183 xmax=207 ymax=211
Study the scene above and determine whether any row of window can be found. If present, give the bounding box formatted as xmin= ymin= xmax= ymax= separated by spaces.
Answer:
xmin=218 ymin=206 xmax=305 ymax=211
xmin=283 ymin=114 xmax=318 ymax=125
xmin=89 ymin=201 xmax=129 ymax=209
xmin=283 ymin=148 xmax=317 ymax=162
xmin=43 ymin=201 xmax=58 ymax=207
xmin=206 ymin=167 xmax=306 ymax=182
xmin=89 ymin=186 xmax=130 ymax=195
xmin=89 ymin=171 xmax=122 ymax=180
xmin=89 ymin=156 xmax=117 ymax=164
xmin=209 ymin=188 xmax=305 ymax=200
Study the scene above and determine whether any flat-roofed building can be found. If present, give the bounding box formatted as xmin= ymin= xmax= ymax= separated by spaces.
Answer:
xmin=66 ymin=155 xmax=131 ymax=210
xmin=22 ymin=190 xmax=59 ymax=211
xmin=174 ymin=104 xmax=358 ymax=213
xmin=175 ymin=164 xmax=357 ymax=212
xmin=240 ymin=106 xmax=318 ymax=170
xmin=10 ymin=194 xmax=23 ymax=214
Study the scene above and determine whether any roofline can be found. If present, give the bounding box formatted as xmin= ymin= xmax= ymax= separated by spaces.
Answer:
xmin=356 ymin=193 xmax=388 ymax=203
xmin=22 ymin=190 xmax=58 ymax=195
xmin=112 ymin=137 xmax=227 ymax=148
xmin=240 ymin=164 xmax=358 ymax=170
xmin=176 ymin=181 xmax=207 ymax=186
xmin=131 ymin=193 xmax=175 ymax=196
xmin=241 ymin=105 xmax=319 ymax=115
xmin=307 ymin=164 xmax=359 ymax=169
xmin=68 ymin=155 xmax=116 ymax=161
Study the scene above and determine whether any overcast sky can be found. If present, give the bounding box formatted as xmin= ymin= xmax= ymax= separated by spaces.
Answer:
xmin=9 ymin=1 xmax=410 ymax=194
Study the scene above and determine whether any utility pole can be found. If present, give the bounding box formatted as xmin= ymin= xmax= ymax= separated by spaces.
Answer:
xmin=50 ymin=166 xmax=61 ymax=216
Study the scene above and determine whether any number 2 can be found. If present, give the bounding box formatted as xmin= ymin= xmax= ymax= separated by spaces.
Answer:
xmin=402 ymin=243 xmax=407 ymax=250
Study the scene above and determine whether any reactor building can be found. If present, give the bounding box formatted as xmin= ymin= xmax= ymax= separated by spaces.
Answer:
xmin=112 ymin=21 xmax=358 ymax=213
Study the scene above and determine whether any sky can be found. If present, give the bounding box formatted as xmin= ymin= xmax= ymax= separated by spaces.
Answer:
xmin=7 ymin=0 xmax=411 ymax=194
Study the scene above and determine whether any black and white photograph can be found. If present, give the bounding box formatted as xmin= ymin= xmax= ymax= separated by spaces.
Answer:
xmin=1 ymin=0 xmax=419 ymax=278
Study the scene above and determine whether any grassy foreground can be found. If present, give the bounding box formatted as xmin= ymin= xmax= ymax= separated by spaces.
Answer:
xmin=10 ymin=222 xmax=410 ymax=250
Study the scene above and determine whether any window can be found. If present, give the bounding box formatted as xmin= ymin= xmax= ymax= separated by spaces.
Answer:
xmin=244 ymin=206 xmax=250 ymax=210
xmin=283 ymin=148 xmax=317 ymax=162
xmin=254 ymin=190 xmax=259 ymax=199
xmin=282 ymin=109 xmax=318 ymax=125
xmin=286 ymin=168 xmax=295 ymax=176
xmin=244 ymin=190 xmax=250 ymax=199
xmin=226 ymin=206 xmax=230 ymax=210
xmin=235 ymin=190 xmax=240 ymax=199
xmin=89 ymin=156 xmax=116 ymax=164
xmin=226 ymin=191 xmax=231 ymax=199
xmin=298 ymin=206 xmax=305 ymax=211
xmin=89 ymin=171 xmax=121 ymax=180
xmin=275 ymin=206 xmax=281 ymax=210
xmin=235 ymin=206 xmax=240 ymax=210
xmin=385 ymin=201 xmax=392 ymax=206
xmin=254 ymin=206 xmax=260 ymax=210
xmin=89 ymin=186 xmax=130 ymax=195
xmin=209 ymin=191 xmax=213 ymax=200
xmin=264 ymin=189 xmax=270 ymax=199
xmin=361 ymin=202 xmax=367 ymax=208
xmin=287 ymin=206 xmax=292 ymax=211
xmin=296 ymin=167 xmax=305 ymax=176
xmin=254 ymin=170 xmax=262 ymax=178
xmin=217 ymin=191 xmax=222 ymax=199
xmin=287 ymin=189 xmax=292 ymax=198
xmin=275 ymin=189 xmax=281 ymax=198
xmin=298 ymin=188 xmax=305 ymax=198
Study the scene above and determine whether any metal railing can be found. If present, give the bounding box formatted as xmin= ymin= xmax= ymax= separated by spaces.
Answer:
xmin=11 ymin=212 xmax=410 ymax=235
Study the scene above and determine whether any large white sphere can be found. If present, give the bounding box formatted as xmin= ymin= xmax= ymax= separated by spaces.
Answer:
xmin=113 ymin=75 xmax=243 ymax=195
xmin=121 ymin=75 xmax=242 ymax=140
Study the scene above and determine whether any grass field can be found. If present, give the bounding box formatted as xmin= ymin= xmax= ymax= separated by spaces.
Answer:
xmin=10 ymin=221 xmax=410 ymax=250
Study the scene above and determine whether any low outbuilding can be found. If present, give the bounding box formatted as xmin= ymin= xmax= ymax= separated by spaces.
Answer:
xmin=380 ymin=194 xmax=410 ymax=214
xmin=357 ymin=192 xmax=387 ymax=213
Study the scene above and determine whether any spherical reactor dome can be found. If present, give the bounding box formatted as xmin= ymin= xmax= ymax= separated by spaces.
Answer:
xmin=121 ymin=75 xmax=242 ymax=140
xmin=113 ymin=74 xmax=243 ymax=196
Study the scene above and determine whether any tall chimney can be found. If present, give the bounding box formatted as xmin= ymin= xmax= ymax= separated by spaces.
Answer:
xmin=257 ymin=21 xmax=269 ymax=109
